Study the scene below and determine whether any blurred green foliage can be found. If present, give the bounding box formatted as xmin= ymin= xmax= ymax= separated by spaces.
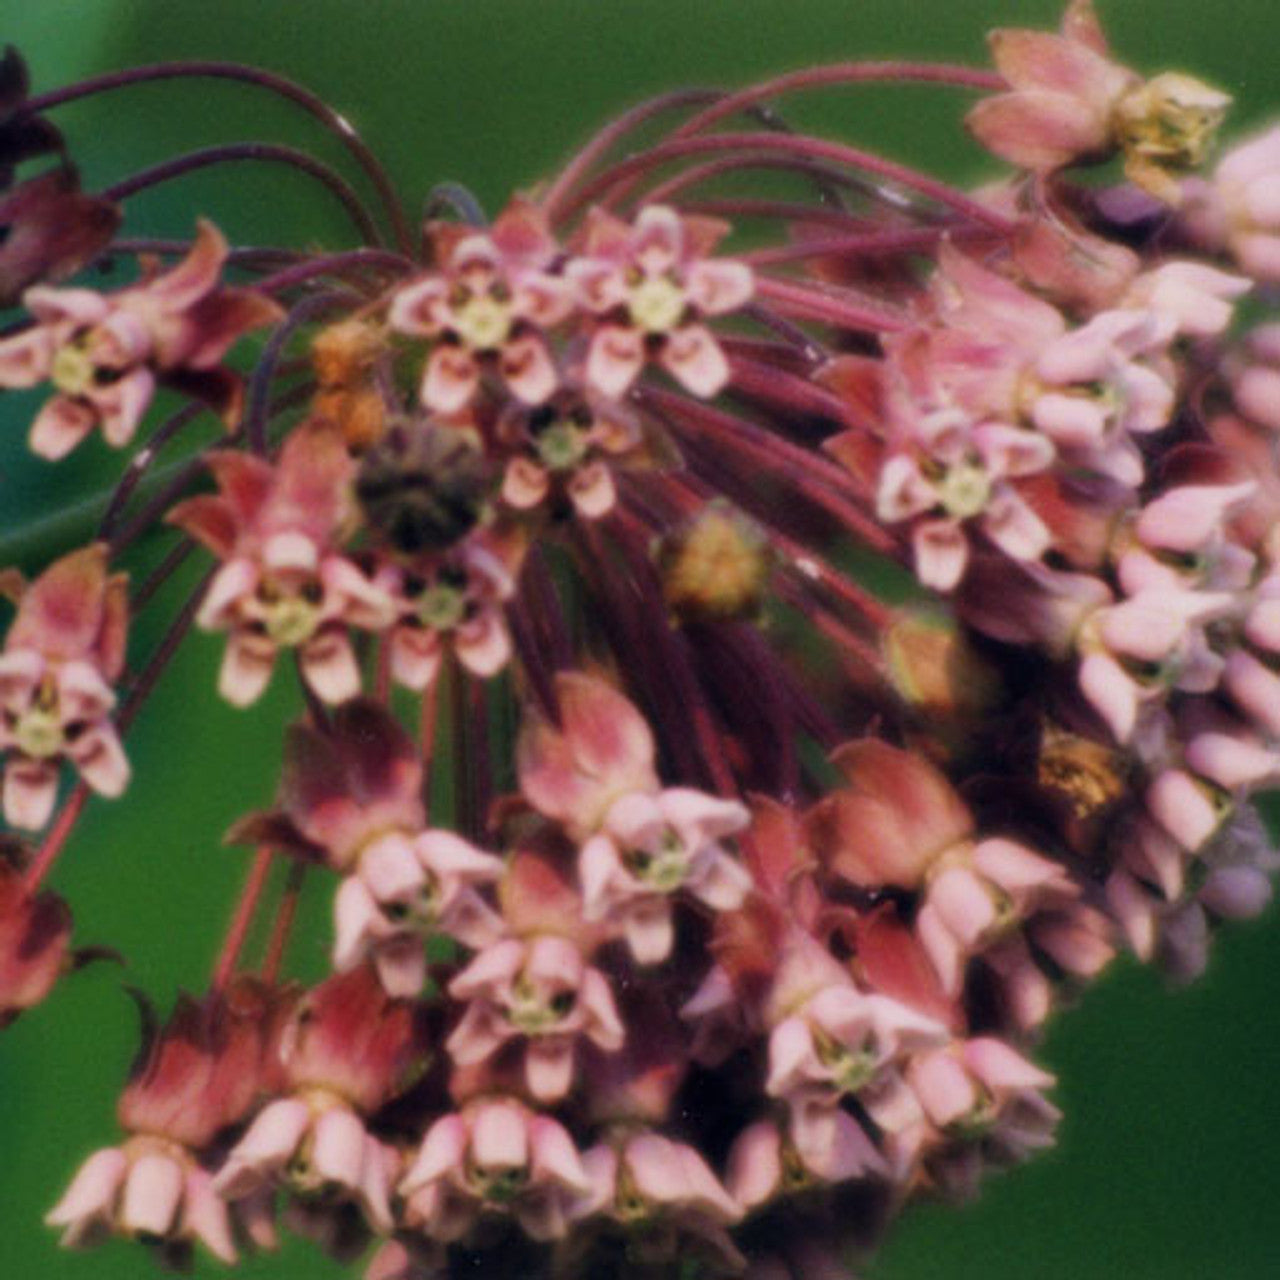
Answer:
xmin=2 ymin=3 xmax=1279 ymax=1278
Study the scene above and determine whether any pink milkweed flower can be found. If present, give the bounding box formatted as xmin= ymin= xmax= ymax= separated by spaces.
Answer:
xmin=968 ymin=3 xmax=1227 ymax=201
xmin=169 ymin=419 xmax=395 ymax=707
xmin=47 ymin=1139 xmax=239 ymax=1264
xmin=212 ymin=1094 xmax=399 ymax=1236
xmin=1026 ymin=307 xmax=1178 ymax=487
xmin=1121 ymin=262 xmax=1251 ymax=339
xmin=0 ymin=219 xmax=280 ymax=459
xmin=334 ymin=828 xmax=506 ymax=997
xmin=213 ymin=968 xmax=425 ymax=1233
xmin=907 ymin=1037 xmax=1059 ymax=1198
xmin=765 ymin=984 xmax=949 ymax=1144
xmin=399 ymin=1099 xmax=592 ymax=1242
xmin=0 ymin=543 xmax=128 ymax=829
xmin=727 ymin=1111 xmax=886 ymax=1215
xmin=876 ymin=407 xmax=1054 ymax=592
xmin=916 ymin=838 xmax=1102 ymax=1004
xmin=387 ymin=198 xmax=573 ymax=413
xmin=446 ymin=932 xmax=625 ymax=1102
xmin=965 ymin=2 xmax=1138 ymax=176
xmin=48 ymin=983 xmax=282 ymax=1263
xmin=1183 ymin=125 xmax=1280 ymax=281
xmin=380 ymin=533 xmax=517 ymax=692
xmin=0 ymin=858 xmax=70 ymax=1025
xmin=496 ymin=384 xmax=645 ymax=521
xmin=580 ymin=788 xmax=752 ymax=965
xmin=1076 ymin=583 xmax=1236 ymax=744
xmin=572 ymin=1130 xmax=744 ymax=1270
xmin=517 ymin=672 xmax=660 ymax=840
xmin=566 ymin=204 xmax=753 ymax=399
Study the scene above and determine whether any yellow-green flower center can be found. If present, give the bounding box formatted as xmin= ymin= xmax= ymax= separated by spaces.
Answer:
xmin=417 ymin=583 xmax=466 ymax=632
xmin=627 ymin=275 xmax=686 ymax=334
xmin=938 ymin=458 xmax=992 ymax=520
xmin=50 ymin=339 xmax=97 ymax=397
xmin=453 ymin=293 xmax=513 ymax=351
xmin=536 ymin=420 xmax=589 ymax=472
xmin=14 ymin=706 xmax=65 ymax=759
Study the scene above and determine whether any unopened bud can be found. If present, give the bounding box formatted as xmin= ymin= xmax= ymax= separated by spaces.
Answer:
xmin=655 ymin=501 xmax=771 ymax=623
xmin=884 ymin=610 xmax=1001 ymax=721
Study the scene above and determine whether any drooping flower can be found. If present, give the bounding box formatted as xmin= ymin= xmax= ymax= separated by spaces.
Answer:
xmin=399 ymin=1098 xmax=592 ymax=1242
xmin=580 ymin=788 xmax=752 ymax=964
xmin=446 ymin=932 xmax=625 ymax=1102
xmin=0 ymin=544 xmax=129 ymax=829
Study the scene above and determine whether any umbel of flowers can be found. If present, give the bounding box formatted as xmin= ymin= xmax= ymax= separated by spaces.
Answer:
xmin=2 ymin=2 xmax=1279 ymax=1277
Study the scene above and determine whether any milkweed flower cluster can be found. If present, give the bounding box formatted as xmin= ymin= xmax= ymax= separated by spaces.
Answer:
xmin=2 ymin=3 xmax=1279 ymax=1277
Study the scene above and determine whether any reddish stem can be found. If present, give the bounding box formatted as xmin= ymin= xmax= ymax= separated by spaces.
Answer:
xmin=753 ymin=274 xmax=909 ymax=333
xmin=212 ymin=845 xmax=275 ymax=991
xmin=23 ymin=784 xmax=89 ymax=892
xmin=670 ymin=61 xmax=1003 ymax=140
xmin=262 ymin=861 xmax=306 ymax=984
xmin=558 ymin=131 xmax=1015 ymax=234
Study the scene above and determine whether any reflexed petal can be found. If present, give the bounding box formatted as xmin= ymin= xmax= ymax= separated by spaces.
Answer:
xmin=685 ymin=259 xmax=754 ymax=315
xmin=726 ymin=1121 xmax=782 ymax=1209
xmin=213 ymin=1099 xmax=311 ymax=1198
xmin=422 ymin=344 xmax=479 ymax=414
xmin=120 ymin=1152 xmax=184 ymax=1239
xmin=46 ymin=1147 xmax=127 ymax=1241
xmin=913 ymin=518 xmax=969 ymax=592
xmin=402 ymin=1115 xmax=469 ymax=1195
xmin=501 ymin=333 xmax=558 ymax=405
xmin=455 ymin=610 xmax=512 ymax=678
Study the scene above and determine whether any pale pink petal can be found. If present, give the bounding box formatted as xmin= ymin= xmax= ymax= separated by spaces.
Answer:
xmin=766 ymin=1016 xmax=817 ymax=1097
xmin=501 ymin=333 xmax=558 ymax=405
xmin=661 ymin=323 xmax=731 ymax=398
xmin=388 ymin=625 xmax=443 ymax=692
xmin=299 ymin=630 xmax=362 ymax=704
xmin=877 ymin=455 xmax=937 ymax=522
xmin=1224 ymin=650 xmax=1280 ymax=735
xmin=455 ymin=611 xmax=511 ymax=678
xmin=373 ymin=934 xmax=428 ymax=997
xmin=422 ymin=345 xmax=480 ymax=414
xmin=67 ymin=723 xmax=130 ymax=798
xmin=526 ymin=1038 xmax=577 ymax=1102
xmin=445 ymin=999 xmax=516 ymax=1067
xmin=1185 ymin=731 xmax=1280 ymax=790
xmin=578 ymin=968 xmax=625 ymax=1050
xmin=913 ymin=518 xmax=969 ymax=592
xmin=333 ymin=876 xmax=387 ymax=971
xmin=311 ymin=1107 xmax=368 ymax=1197
xmin=401 ymin=1115 xmax=469 ymax=1196
xmin=217 ymin=631 xmax=277 ymax=707
xmin=1147 ymin=769 xmax=1221 ymax=850
xmin=685 ymin=259 xmax=754 ymax=314
xmin=95 ymin=367 xmax=155 ymax=448
xmin=624 ymin=897 xmax=675 ymax=965
xmin=725 ymin=1121 xmax=782 ymax=1210
xmin=0 ymin=325 xmax=54 ymax=388
xmin=909 ymin=1051 xmax=977 ymax=1127
xmin=927 ymin=866 xmax=997 ymax=948
xmin=3 ymin=756 xmax=59 ymax=831
xmin=1106 ymin=869 xmax=1158 ymax=959
xmin=120 ymin=1152 xmax=184 ymax=1239
xmin=1078 ymin=651 xmax=1139 ymax=743
xmin=360 ymin=834 xmax=427 ymax=904
xmin=982 ymin=490 xmax=1051 ymax=562
xmin=182 ymin=1168 xmax=238 ymax=1264
xmin=448 ymin=937 xmax=525 ymax=999
xmin=686 ymin=847 xmax=753 ymax=911
xmin=567 ymin=461 xmax=616 ymax=519
xmin=473 ymin=1101 xmax=531 ymax=1171
xmin=963 ymin=1037 xmax=1055 ymax=1092
xmin=1030 ymin=391 xmax=1108 ymax=445
xmin=45 ymin=1147 xmax=127 ymax=1241
xmin=503 ymin=457 xmax=550 ymax=510
xmin=29 ymin=396 xmax=97 ymax=461
xmin=528 ymin=1115 xmax=592 ymax=1194
xmin=585 ymin=325 xmax=645 ymax=399
xmin=197 ymin=558 xmax=259 ymax=629
xmin=213 ymin=1098 xmax=311 ymax=1199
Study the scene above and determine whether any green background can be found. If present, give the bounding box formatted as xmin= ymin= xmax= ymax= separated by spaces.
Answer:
xmin=2 ymin=2 xmax=1279 ymax=1277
